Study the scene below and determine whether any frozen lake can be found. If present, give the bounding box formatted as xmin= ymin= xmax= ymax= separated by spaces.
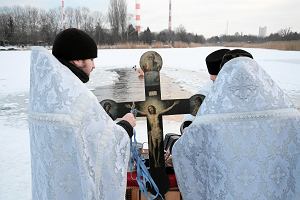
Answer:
xmin=0 ymin=47 xmax=300 ymax=199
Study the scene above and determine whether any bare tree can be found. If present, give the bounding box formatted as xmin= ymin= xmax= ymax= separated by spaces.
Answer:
xmin=48 ymin=8 xmax=61 ymax=38
xmin=74 ymin=7 xmax=82 ymax=29
xmin=279 ymin=27 xmax=292 ymax=37
xmin=11 ymin=6 xmax=27 ymax=44
xmin=108 ymin=0 xmax=119 ymax=41
xmin=39 ymin=9 xmax=60 ymax=44
xmin=93 ymin=11 xmax=106 ymax=45
xmin=0 ymin=6 xmax=105 ymax=45
xmin=81 ymin=7 xmax=90 ymax=31
xmin=0 ymin=7 xmax=10 ymax=42
xmin=175 ymin=25 xmax=189 ymax=43
xmin=65 ymin=7 xmax=75 ymax=28
xmin=93 ymin=11 xmax=104 ymax=28
xmin=108 ymin=0 xmax=127 ymax=42
xmin=118 ymin=0 xmax=127 ymax=40
xmin=25 ymin=6 xmax=40 ymax=44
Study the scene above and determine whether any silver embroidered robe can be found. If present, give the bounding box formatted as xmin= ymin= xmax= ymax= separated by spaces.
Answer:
xmin=173 ymin=57 xmax=300 ymax=200
xmin=28 ymin=47 xmax=130 ymax=200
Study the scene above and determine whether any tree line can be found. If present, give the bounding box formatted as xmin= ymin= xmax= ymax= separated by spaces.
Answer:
xmin=207 ymin=28 xmax=300 ymax=44
xmin=1 ymin=3 xmax=300 ymax=47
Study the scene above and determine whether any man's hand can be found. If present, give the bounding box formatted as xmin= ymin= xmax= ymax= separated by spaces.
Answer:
xmin=121 ymin=113 xmax=136 ymax=127
xmin=164 ymin=149 xmax=173 ymax=167
xmin=137 ymin=68 xmax=144 ymax=78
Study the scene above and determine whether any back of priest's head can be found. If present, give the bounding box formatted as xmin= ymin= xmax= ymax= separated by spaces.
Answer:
xmin=205 ymin=49 xmax=230 ymax=75
xmin=220 ymin=49 xmax=253 ymax=68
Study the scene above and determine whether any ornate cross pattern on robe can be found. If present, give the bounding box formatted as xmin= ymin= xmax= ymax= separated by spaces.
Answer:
xmin=100 ymin=51 xmax=205 ymax=196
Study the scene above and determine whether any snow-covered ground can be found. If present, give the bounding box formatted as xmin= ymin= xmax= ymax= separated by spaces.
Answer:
xmin=1 ymin=47 xmax=300 ymax=199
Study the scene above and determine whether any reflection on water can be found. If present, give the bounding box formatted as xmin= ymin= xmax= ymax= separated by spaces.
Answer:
xmin=93 ymin=68 xmax=144 ymax=102
xmin=93 ymin=68 xmax=192 ymax=103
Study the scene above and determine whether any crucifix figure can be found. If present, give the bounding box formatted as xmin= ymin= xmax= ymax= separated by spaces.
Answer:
xmin=100 ymin=51 xmax=205 ymax=197
xmin=133 ymin=101 xmax=179 ymax=167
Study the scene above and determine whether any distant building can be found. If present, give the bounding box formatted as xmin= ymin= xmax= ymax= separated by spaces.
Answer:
xmin=259 ymin=26 xmax=267 ymax=37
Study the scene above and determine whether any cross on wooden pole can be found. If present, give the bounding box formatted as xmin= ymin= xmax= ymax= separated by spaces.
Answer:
xmin=100 ymin=51 xmax=205 ymax=197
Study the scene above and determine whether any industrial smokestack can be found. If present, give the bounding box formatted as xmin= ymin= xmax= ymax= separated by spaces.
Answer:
xmin=168 ymin=0 xmax=172 ymax=32
xmin=135 ymin=0 xmax=141 ymax=33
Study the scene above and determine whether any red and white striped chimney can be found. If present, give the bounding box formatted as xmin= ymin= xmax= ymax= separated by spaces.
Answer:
xmin=168 ymin=0 xmax=172 ymax=32
xmin=135 ymin=0 xmax=141 ymax=33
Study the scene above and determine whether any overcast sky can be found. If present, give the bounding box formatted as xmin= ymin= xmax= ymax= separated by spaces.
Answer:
xmin=1 ymin=0 xmax=300 ymax=37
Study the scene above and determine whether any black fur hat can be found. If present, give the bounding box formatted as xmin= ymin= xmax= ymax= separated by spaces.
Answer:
xmin=52 ymin=28 xmax=97 ymax=60
xmin=205 ymin=49 xmax=230 ymax=75
xmin=220 ymin=49 xmax=253 ymax=68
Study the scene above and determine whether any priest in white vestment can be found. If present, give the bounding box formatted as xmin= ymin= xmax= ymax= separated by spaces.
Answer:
xmin=173 ymin=57 xmax=300 ymax=200
xmin=28 ymin=29 xmax=134 ymax=200
xmin=181 ymin=49 xmax=230 ymax=129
